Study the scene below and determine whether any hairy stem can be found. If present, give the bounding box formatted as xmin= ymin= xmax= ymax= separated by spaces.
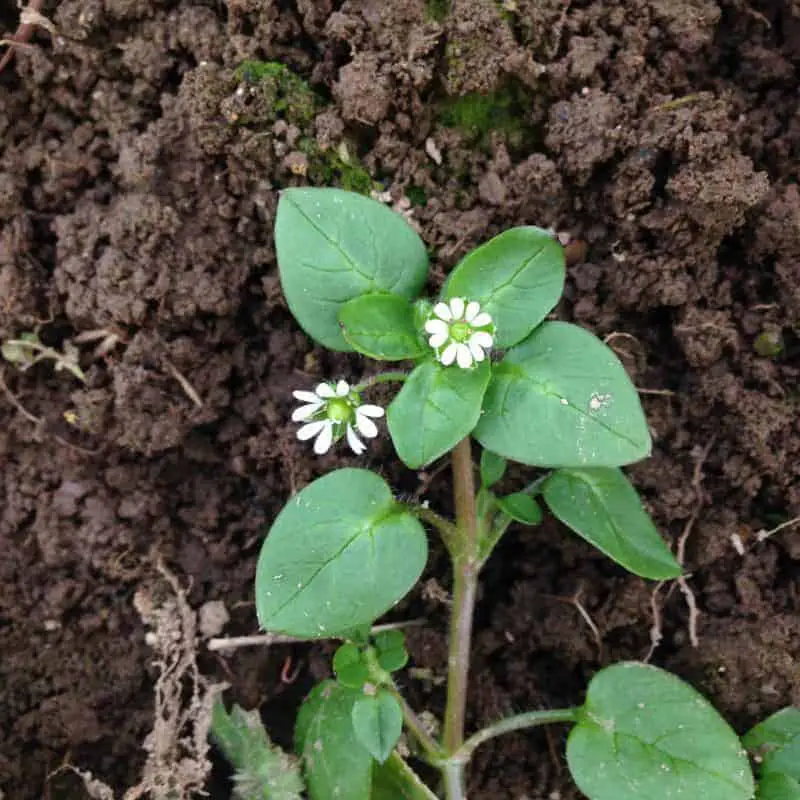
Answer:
xmin=385 ymin=684 xmax=444 ymax=764
xmin=443 ymin=437 xmax=480 ymax=756
xmin=454 ymin=708 xmax=580 ymax=762
xmin=354 ymin=370 xmax=408 ymax=393
xmin=411 ymin=504 xmax=460 ymax=555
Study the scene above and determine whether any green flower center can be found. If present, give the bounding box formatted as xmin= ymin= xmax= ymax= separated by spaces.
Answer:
xmin=450 ymin=321 xmax=471 ymax=342
xmin=326 ymin=398 xmax=353 ymax=423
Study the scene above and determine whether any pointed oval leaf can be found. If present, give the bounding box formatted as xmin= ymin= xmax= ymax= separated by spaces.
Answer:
xmin=480 ymin=449 xmax=507 ymax=487
xmin=495 ymin=492 xmax=543 ymax=525
xmin=744 ymin=707 xmax=800 ymax=798
xmin=373 ymin=630 xmax=409 ymax=673
xmin=351 ymin=692 xmax=403 ymax=764
xmin=475 ymin=322 xmax=651 ymax=467
xmin=442 ymin=227 xmax=565 ymax=348
xmin=256 ymin=469 xmax=428 ymax=638
xmin=338 ymin=292 xmax=428 ymax=361
xmin=295 ymin=681 xmax=373 ymax=800
xmin=387 ymin=360 xmax=491 ymax=469
xmin=276 ymin=188 xmax=428 ymax=350
xmin=567 ymin=662 xmax=755 ymax=800
xmin=542 ymin=467 xmax=680 ymax=579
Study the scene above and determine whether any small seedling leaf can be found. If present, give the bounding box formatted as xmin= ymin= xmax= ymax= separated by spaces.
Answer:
xmin=387 ymin=360 xmax=490 ymax=469
xmin=295 ymin=681 xmax=373 ymax=800
xmin=256 ymin=469 xmax=428 ymax=638
xmin=495 ymin=492 xmax=543 ymax=525
xmin=351 ymin=691 xmax=403 ymax=764
xmin=743 ymin=707 xmax=800 ymax=799
xmin=211 ymin=698 xmax=304 ymax=800
xmin=567 ymin=662 xmax=755 ymax=800
xmin=442 ymin=227 xmax=565 ymax=348
xmin=542 ymin=467 xmax=680 ymax=579
xmin=480 ymin=449 xmax=507 ymax=487
xmin=338 ymin=293 xmax=428 ymax=360
xmin=475 ymin=322 xmax=651 ymax=467
xmin=333 ymin=643 xmax=371 ymax=689
xmin=373 ymin=629 xmax=409 ymax=673
xmin=275 ymin=188 xmax=428 ymax=350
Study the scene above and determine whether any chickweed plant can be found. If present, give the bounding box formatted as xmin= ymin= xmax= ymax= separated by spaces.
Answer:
xmin=212 ymin=188 xmax=798 ymax=800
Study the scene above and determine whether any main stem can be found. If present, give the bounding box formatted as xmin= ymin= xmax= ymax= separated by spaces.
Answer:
xmin=443 ymin=437 xmax=480 ymax=757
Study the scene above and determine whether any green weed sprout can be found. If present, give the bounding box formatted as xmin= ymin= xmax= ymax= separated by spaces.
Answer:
xmin=213 ymin=188 xmax=793 ymax=799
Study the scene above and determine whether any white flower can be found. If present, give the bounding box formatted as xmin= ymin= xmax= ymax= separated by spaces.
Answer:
xmin=424 ymin=297 xmax=494 ymax=368
xmin=292 ymin=380 xmax=384 ymax=456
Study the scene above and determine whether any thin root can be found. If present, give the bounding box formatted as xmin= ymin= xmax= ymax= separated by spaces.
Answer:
xmin=0 ymin=369 xmax=100 ymax=455
xmin=164 ymin=359 xmax=204 ymax=408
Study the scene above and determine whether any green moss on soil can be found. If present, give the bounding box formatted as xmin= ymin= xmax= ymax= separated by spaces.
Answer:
xmin=232 ymin=61 xmax=374 ymax=194
xmin=298 ymin=139 xmax=374 ymax=195
xmin=438 ymin=80 xmax=534 ymax=148
xmin=424 ymin=0 xmax=450 ymax=22
xmin=233 ymin=60 xmax=319 ymax=128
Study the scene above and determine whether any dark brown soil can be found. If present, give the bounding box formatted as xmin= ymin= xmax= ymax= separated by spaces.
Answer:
xmin=2 ymin=0 xmax=799 ymax=797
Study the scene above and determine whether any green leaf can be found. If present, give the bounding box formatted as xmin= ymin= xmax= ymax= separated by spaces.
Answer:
xmin=475 ymin=322 xmax=651 ymax=467
xmin=276 ymin=188 xmax=428 ymax=350
xmin=480 ymin=449 xmax=507 ymax=487
xmin=211 ymin=699 xmax=304 ymax=800
xmin=256 ymin=469 xmax=428 ymax=638
xmin=567 ymin=662 xmax=755 ymax=800
xmin=372 ymin=752 xmax=440 ymax=800
xmin=744 ymin=707 xmax=800 ymax=799
xmin=442 ymin=226 xmax=565 ymax=348
xmin=387 ymin=360 xmax=491 ymax=469
xmin=373 ymin=630 xmax=409 ymax=673
xmin=542 ymin=467 xmax=680 ymax=579
xmin=295 ymin=681 xmax=373 ymax=800
xmin=333 ymin=643 xmax=371 ymax=689
xmin=754 ymin=774 xmax=800 ymax=800
xmin=338 ymin=293 xmax=428 ymax=361
xmin=351 ymin=691 xmax=403 ymax=764
xmin=495 ymin=492 xmax=543 ymax=525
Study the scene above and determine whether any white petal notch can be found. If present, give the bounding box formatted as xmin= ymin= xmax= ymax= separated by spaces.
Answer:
xmin=291 ymin=381 xmax=385 ymax=457
xmin=425 ymin=297 xmax=495 ymax=369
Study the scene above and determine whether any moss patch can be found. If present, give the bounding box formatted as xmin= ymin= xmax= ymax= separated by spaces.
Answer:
xmin=438 ymin=80 xmax=534 ymax=148
xmin=300 ymin=140 xmax=374 ymax=195
xmin=424 ymin=0 xmax=450 ymax=22
xmin=231 ymin=60 xmax=319 ymax=128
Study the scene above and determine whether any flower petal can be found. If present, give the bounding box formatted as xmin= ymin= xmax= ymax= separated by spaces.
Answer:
xmin=355 ymin=410 xmax=379 ymax=438
xmin=425 ymin=318 xmax=449 ymax=336
xmin=456 ymin=343 xmax=473 ymax=369
xmin=335 ymin=380 xmax=350 ymax=397
xmin=449 ymin=297 xmax=465 ymax=320
xmin=433 ymin=301 xmax=452 ymax=321
xmin=357 ymin=404 xmax=385 ymax=418
xmin=470 ymin=331 xmax=494 ymax=349
xmin=316 ymin=382 xmax=336 ymax=399
xmin=429 ymin=331 xmax=449 ymax=348
xmin=346 ymin=424 xmax=366 ymax=455
xmin=465 ymin=300 xmax=481 ymax=322
xmin=291 ymin=402 xmax=323 ymax=422
xmin=441 ymin=342 xmax=458 ymax=366
xmin=470 ymin=312 xmax=492 ymax=328
xmin=293 ymin=390 xmax=320 ymax=403
xmin=313 ymin=421 xmax=334 ymax=454
xmin=469 ymin=338 xmax=487 ymax=362
xmin=297 ymin=419 xmax=327 ymax=441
